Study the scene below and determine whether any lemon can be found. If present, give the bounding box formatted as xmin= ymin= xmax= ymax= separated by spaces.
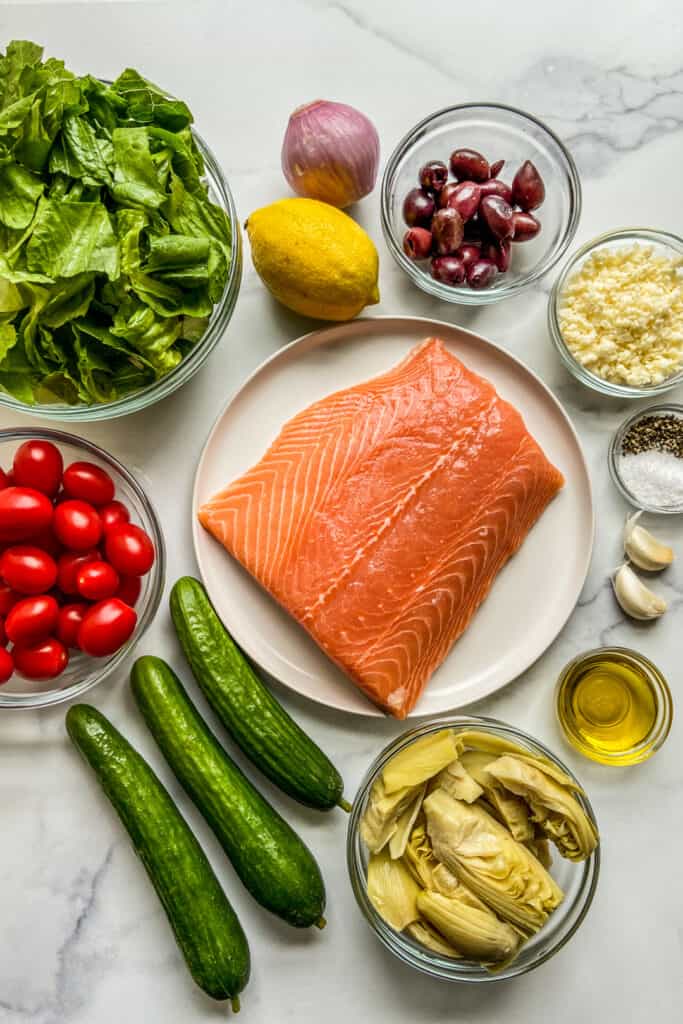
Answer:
xmin=245 ymin=198 xmax=380 ymax=321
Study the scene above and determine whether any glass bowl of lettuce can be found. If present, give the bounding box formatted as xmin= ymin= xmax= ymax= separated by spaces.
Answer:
xmin=0 ymin=41 xmax=241 ymax=420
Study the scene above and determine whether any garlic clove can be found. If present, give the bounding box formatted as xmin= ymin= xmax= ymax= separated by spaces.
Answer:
xmin=612 ymin=563 xmax=667 ymax=620
xmin=623 ymin=512 xmax=675 ymax=572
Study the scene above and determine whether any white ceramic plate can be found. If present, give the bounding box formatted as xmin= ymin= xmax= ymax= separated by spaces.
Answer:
xmin=193 ymin=316 xmax=594 ymax=717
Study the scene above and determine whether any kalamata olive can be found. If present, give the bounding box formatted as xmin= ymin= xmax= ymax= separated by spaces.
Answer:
xmin=403 ymin=227 xmax=433 ymax=260
xmin=482 ymin=239 xmax=512 ymax=272
xmin=403 ymin=187 xmax=435 ymax=227
xmin=511 ymin=210 xmax=541 ymax=242
xmin=455 ymin=243 xmax=481 ymax=270
xmin=431 ymin=255 xmax=466 ymax=286
xmin=438 ymin=182 xmax=459 ymax=208
xmin=511 ymin=160 xmax=545 ymax=211
xmin=467 ymin=258 xmax=498 ymax=290
xmin=419 ymin=160 xmax=448 ymax=193
xmin=450 ymin=148 xmax=489 ymax=182
xmin=479 ymin=178 xmax=513 ymax=204
xmin=445 ymin=181 xmax=481 ymax=222
xmin=431 ymin=207 xmax=465 ymax=255
xmin=480 ymin=195 xmax=514 ymax=240
xmin=489 ymin=158 xmax=505 ymax=178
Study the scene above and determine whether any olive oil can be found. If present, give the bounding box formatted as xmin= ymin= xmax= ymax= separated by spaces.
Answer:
xmin=556 ymin=648 xmax=672 ymax=766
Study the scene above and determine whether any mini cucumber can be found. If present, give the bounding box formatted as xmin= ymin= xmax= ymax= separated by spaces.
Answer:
xmin=131 ymin=656 xmax=326 ymax=928
xmin=170 ymin=576 xmax=350 ymax=812
xmin=65 ymin=704 xmax=250 ymax=1010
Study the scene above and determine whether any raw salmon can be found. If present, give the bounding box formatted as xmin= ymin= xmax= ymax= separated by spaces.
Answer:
xmin=199 ymin=338 xmax=564 ymax=718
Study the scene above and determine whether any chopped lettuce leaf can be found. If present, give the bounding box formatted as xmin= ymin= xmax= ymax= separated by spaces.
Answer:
xmin=26 ymin=199 xmax=119 ymax=279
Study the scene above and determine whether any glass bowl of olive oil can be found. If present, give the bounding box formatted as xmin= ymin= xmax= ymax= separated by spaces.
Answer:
xmin=555 ymin=647 xmax=673 ymax=766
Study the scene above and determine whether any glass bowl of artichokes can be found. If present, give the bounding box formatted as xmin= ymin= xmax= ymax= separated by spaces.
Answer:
xmin=347 ymin=716 xmax=600 ymax=982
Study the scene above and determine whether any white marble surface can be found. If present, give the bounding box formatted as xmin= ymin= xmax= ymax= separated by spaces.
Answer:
xmin=1 ymin=1 xmax=682 ymax=1021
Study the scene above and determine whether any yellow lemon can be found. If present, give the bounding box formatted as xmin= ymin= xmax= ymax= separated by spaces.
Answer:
xmin=245 ymin=198 xmax=379 ymax=321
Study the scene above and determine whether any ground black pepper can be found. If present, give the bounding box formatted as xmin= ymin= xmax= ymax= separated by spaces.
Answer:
xmin=621 ymin=414 xmax=683 ymax=458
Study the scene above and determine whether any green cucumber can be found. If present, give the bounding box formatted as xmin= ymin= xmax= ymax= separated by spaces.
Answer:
xmin=170 ymin=576 xmax=350 ymax=812
xmin=65 ymin=704 xmax=250 ymax=1010
xmin=131 ymin=656 xmax=326 ymax=929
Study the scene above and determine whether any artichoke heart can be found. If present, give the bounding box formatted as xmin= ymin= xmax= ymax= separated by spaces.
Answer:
xmin=417 ymin=890 xmax=521 ymax=965
xmin=485 ymin=755 xmax=598 ymax=862
xmin=460 ymin=750 xmax=534 ymax=842
xmin=382 ymin=730 xmax=463 ymax=794
xmin=388 ymin=784 xmax=426 ymax=859
xmin=459 ymin=731 xmax=579 ymax=789
xmin=434 ymin=758 xmax=484 ymax=804
xmin=424 ymin=789 xmax=564 ymax=936
xmin=403 ymin=822 xmax=448 ymax=890
xmin=403 ymin=823 xmax=487 ymax=910
xmin=360 ymin=776 xmax=423 ymax=853
xmin=367 ymin=848 xmax=421 ymax=931
xmin=406 ymin=919 xmax=462 ymax=958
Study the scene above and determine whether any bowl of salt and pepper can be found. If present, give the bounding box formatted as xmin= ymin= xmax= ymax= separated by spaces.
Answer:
xmin=609 ymin=405 xmax=683 ymax=514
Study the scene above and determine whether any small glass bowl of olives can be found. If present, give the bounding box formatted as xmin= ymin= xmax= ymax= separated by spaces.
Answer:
xmin=381 ymin=104 xmax=581 ymax=304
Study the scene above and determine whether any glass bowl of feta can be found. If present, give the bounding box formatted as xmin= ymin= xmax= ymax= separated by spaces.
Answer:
xmin=548 ymin=228 xmax=683 ymax=398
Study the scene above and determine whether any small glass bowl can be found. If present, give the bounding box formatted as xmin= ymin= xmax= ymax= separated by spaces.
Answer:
xmin=347 ymin=715 xmax=600 ymax=982
xmin=0 ymin=428 xmax=165 ymax=709
xmin=0 ymin=130 xmax=241 ymax=422
xmin=608 ymin=402 xmax=683 ymax=514
xmin=555 ymin=648 xmax=673 ymax=766
xmin=548 ymin=228 xmax=683 ymax=397
xmin=381 ymin=103 xmax=581 ymax=305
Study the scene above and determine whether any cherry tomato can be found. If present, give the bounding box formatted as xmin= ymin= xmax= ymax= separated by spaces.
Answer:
xmin=62 ymin=461 xmax=115 ymax=506
xmin=12 ymin=440 xmax=63 ymax=497
xmin=99 ymin=500 xmax=130 ymax=533
xmin=56 ymin=603 xmax=88 ymax=649
xmin=116 ymin=574 xmax=141 ymax=607
xmin=0 ymin=468 xmax=8 ymax=490
xmin=0 ymin=618 xmax=5 ymax=646
xmin=57 ymin=549 xmax=100 ymax=595
xmin=0 ymin=646 xmax=13 ymax=683
xmin=53 ymin=500 xmax=102 ymax=551
xmin=0 ymin=487 xmax=53 ymax=542
xmin=0 ymin=546 xmax=58 ymax=595
xmin=76 ymin=561 xmax=119 ymax=601
xmin=5 ymin=595 xmax=59 ymax=646
xmin=78 ymin=598 xmax=137 ymax=657
xmin=104 ymin=523 xmax=154 ymax=576
xmin=0 ymin=582 xmax=19 ymax=616
xmin=13 ymin=638 xmax=68 ymax=680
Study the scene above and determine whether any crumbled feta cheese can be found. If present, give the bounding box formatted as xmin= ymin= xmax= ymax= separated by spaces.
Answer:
xmin=558 ymin=244 xmax=683 ymax=386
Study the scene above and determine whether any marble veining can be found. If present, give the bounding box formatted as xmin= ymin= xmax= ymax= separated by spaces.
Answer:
xmin=0 ymin=2 xmax=682 ymax=1023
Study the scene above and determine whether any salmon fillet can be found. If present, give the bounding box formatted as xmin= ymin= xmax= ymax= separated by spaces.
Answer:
xmin=199 ymin=338 xmax=564 ymax=718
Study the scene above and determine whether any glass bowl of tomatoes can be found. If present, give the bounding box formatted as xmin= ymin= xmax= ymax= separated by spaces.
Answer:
xmin=0 ymin=428 xmax=165 ymax=709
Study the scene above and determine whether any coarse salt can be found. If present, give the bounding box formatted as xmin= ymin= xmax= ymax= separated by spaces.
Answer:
xmin=619 ymin=450 xmax=683 ymax=507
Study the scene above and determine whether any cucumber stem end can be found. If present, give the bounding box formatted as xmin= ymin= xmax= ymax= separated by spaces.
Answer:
xmin=338 ymin=797 xmax=353 ymax=813
xmin=231 ymin=996 xmax=241 ymax=1013
xmin=315 ymin=916 xmax=327 ymax=930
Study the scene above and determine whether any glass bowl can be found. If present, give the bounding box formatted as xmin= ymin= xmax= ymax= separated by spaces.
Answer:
xmin=347 ymin=715 xmax=600 ymax=982
xmin=381 ymin=103 xmax=581 ymax=305
xmin=608 ymin=403 xmax=683 ymax=513
xmin=0 ymin=428 xmax=165 ymax=709
xmin=555 ymin=647 xmax=673 ymax=767
xmin=548 ymin=228 xmax=683 ymax=397
xmin=0 ymin=130 xmax=241 ymax=422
